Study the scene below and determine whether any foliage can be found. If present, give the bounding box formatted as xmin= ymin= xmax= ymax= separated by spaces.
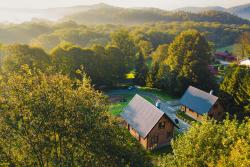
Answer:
xmin=219 ymin=65 xmax=250 ymax=119
xmin=134 ymin=52 xmax=149 ymax=86
xmin=157 ymin=117 xmax=250 ymax=167
xmin=236 ymin=32 xmax=250 ymax=59
xmin=111 ymin=29 xmax=137 ymax=70
xmin=0 ymin=69 xmax=152 ymax=166
xmin=63 ymin=6 xmax=250 ymax=25
xmin=1 ymin=44 xmax=51 ymax=73
xmin=161 ymin=29 xmax=216 ymax=95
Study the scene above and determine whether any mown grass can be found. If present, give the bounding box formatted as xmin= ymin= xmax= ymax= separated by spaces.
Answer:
xmin=109 ymin=93 xmax=154 ymax=116
xmin=138 ymin=87 xmax=175 ymax=101
xmin=217 ymin=44 xmax=239 ymax=55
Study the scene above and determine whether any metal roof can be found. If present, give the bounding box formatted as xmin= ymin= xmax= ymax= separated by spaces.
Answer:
xmin=180 ymin=86 xmax=218 ymax=115
xmin=120 ymin=94 xmax=177 ymax=138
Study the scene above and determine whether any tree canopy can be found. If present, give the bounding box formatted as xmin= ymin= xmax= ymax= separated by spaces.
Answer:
xmin=157 ymin=117 xmax=250 ymax=167
xmin=219 ymin=65 xmax=250 ymax=119
xmin=157 ymin=29 xmax=216 ymax=95
xmin=0 ymin=69 xmax=152 ymax=166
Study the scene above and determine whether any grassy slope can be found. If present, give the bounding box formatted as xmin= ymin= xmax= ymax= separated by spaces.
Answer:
xmin=108 ymin=87 xmax=175 ymax=115
xmin=217 ymin=44 xmax=240 ymax=55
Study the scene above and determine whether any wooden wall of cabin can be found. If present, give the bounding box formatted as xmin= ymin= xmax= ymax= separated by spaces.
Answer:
xmin=208 ymin=102 xmax=224 ymax=120
xmin=181 ymin=105 xmax=203 ymax=122
xmin=147 ymin=116 xmax=174 ymax=149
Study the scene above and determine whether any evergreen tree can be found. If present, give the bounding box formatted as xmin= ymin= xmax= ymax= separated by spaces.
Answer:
xmin=134 ymin=52 xmax=148 ymax=86
xmin=219 ymin=65 xmax=250 ymax=119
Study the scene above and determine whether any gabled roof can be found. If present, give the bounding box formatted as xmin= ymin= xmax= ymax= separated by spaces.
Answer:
xmin=120 ymin=94 xmax=177 ymax=138
xmin=180 ymin=86 xmax=218 ymax=115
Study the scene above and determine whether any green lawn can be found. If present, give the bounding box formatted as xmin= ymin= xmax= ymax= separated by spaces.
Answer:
xmin=138 ymin=87 xmax=176 ymax=101
xmin=217 ymin=44 xmax=239 ymax=55
xmin=108 ymin=87 xmax=175 ymax=116
xmin=109 ymin=93 xmax=154 ymax=116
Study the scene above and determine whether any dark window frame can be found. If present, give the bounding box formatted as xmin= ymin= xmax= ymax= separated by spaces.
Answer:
xmin=158 ymin=121 xmax=166 ymax=129
xmin=151 ymin=135 xmax=159 ymax=144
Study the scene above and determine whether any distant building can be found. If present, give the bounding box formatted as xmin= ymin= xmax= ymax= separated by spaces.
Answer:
xmin=214 ymin=51 xmax=236 ymax=65
xmin=121 ymin=94 xmax=178 ymax=149
xmin=239 ymin=58 xmax=250 ymax=67
xmin=180 ymin=86 xmax=224 ymax=122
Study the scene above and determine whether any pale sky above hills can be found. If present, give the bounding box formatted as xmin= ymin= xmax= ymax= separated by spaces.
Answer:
xmin=0 ymin=0 xmax=249 ymax=10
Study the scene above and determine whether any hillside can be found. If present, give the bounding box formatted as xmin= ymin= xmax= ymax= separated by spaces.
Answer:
xmin=176 ymin=3 xmax=250 ymax=20
xmin=228 ymin=3 xmax=250 ymax=20
xmin=62 ymin=5 xmax=249 ymax=25
xmin=175 ymin=6 xmax=225 ymax=13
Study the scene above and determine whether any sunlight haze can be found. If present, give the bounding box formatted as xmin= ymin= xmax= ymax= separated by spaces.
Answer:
xmin=0 ymin=0 xmax=249 ymax=10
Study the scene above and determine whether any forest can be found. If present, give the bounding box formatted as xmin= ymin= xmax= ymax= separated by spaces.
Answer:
xmin=0 ymin=5 xmax=249 ymax=166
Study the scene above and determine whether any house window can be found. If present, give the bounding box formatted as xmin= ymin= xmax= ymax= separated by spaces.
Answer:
xmin=166 ymin=132 xmax=172 ymax=140
xmin=151 ymin=135 xmax=158 ymax=144
xmin=158 ymin=122 xmax=165 ymax=129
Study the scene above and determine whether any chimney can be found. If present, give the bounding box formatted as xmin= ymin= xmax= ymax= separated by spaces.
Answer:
xmin=155 ymin=100 xmax=161 ymax=109
xmin=210 ymin=90 xmax=213 ymax=95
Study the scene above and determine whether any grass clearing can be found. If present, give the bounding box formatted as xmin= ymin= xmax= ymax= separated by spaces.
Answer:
xmin=109 ymin=93 xmax=154 ymax=115
xmin=138 ymin=87 xmax=176 ymax=101
xmin=217 ymin=44 xmax=240 ymax=55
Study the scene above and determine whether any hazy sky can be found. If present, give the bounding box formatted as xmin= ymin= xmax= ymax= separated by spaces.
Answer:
xmin=0 ymin=0 xmax=249 ymax=10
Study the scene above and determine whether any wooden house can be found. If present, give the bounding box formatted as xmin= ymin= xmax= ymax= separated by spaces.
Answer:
xmin=120 ymin=94 xmax=178 ymax=149
xmin=240 ymin=58 xmax=250 ymax=67
xmin=180 ymin=86 xmax=224 ymax=122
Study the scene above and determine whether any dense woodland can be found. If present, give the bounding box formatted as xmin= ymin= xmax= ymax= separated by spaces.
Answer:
xmin=0 ymin=7 xmax=249 ymax=166
xmin=62 ymin=5 xmax=250 ymax=25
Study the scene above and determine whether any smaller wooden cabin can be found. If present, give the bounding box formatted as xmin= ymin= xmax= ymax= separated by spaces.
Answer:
xmin=180 ymin=86 xmax=224 ymax=121
xmin=121 ymin=94 xmax=178 ymax=149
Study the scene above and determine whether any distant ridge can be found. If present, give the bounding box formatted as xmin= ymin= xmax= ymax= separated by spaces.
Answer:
xmin=175 ymin=3 xmax=250 ymax=20
xmin=0 ymin=3 xmax=249 ymax=23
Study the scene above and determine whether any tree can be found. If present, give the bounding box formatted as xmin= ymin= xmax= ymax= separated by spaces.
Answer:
xmin=157 ymin=117 xmax=250 ymax=167
xmin=138 ymin=40 xmax=153 ymax=58
xmin=111 ymin=29 xmax=137 ymax=69
xmin=164 ymin=29 xmax=216 ymax=95
xmin=151 ymin=44 xmax=168 ymax=64
xmin=219 ymin=65 xmax=250 ymax=119
xmin=1 ymin=44 xmax=51 ymax=73
xmin=134 ymin=52 xmax=148 ymax=86
xmin=0 ymin=68 xmax=152 ymax=166
xmin=236 ymin=32 xmax=250 ymax=60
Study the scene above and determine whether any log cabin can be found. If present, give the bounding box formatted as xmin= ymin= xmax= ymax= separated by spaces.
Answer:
xmin=120 ymin=94 xmax=178 ymax=150
xmin=180 ymin=86 xmax=224 ymax=122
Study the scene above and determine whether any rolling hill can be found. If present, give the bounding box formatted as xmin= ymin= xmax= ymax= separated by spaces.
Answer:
xmin=62 ymin=5 xmax=249 ymax=25
xmin=176 ymin=3 xmax=250 ymax=20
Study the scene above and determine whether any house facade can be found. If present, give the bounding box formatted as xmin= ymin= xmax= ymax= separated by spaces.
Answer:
xmin=180 ymin=86 xmax=224 ymax=121
xmin=121 ymin=94 xmax=178 ymax=149
xmin=240 ymin=58 xmax=250 ymax=67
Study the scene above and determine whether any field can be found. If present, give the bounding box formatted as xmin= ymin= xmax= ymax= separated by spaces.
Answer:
xmin=217 ymin=44 xmax=240 ymax=55
xmin=107 ymin=87 xmax=175 ymax=115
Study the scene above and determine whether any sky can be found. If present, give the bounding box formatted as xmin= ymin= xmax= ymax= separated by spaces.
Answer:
xmin=0 ymin=0 xmax=249 ymax=10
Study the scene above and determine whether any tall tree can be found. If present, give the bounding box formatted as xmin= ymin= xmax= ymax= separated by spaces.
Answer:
xmin=1 ymin=44 xmax=51 ymax=73
xmin=134 ymin=52 xmax=148 ymax=86
xmin=111 ymin=29 xmax=137 ymax=69
xmin=157 ymin=117 xmax=250 ymax=167
xmin=219 ymin=65 xmax=250 ymax=119
xmin=164 ymin=29 xmax=216 ymax=95
xmin=0 ymin=69 xmax=152 ymax=166
xmin=236 ymin=32 xmax=250 ymax=60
